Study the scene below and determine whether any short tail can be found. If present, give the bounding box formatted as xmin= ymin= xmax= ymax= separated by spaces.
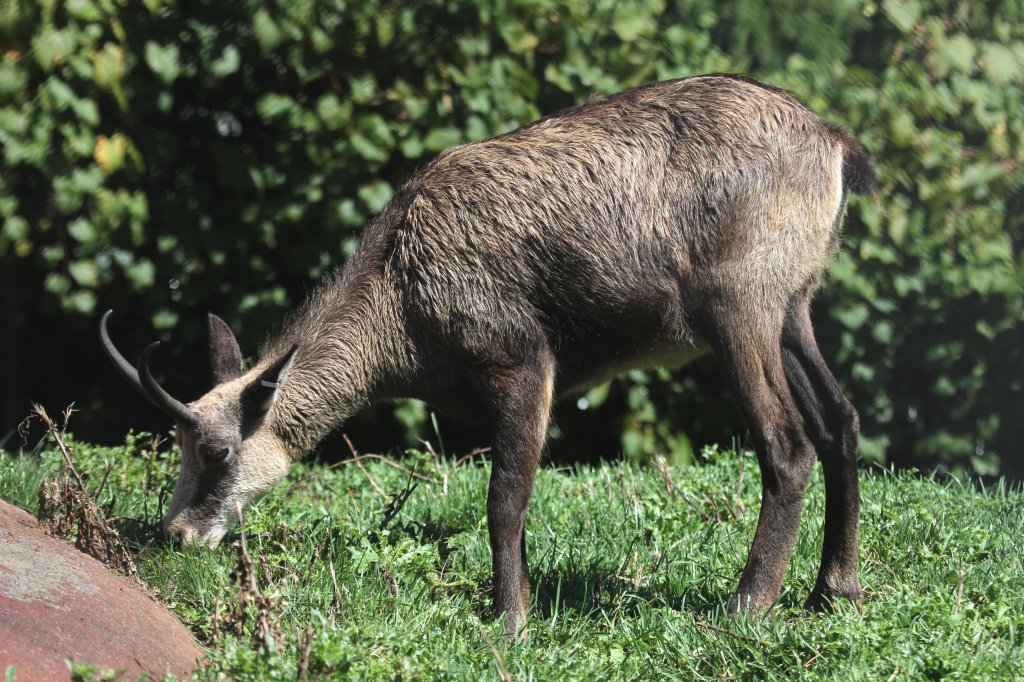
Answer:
xmin=826 ymin=123 xmax=878 ymax=196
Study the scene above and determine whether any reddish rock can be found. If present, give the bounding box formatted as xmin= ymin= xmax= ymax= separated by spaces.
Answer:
xmin=0 ymin=500 xmax=204 ymax=680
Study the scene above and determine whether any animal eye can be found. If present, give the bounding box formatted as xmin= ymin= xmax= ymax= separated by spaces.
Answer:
xmin=202 ymin=444 xmax=231 ymax=462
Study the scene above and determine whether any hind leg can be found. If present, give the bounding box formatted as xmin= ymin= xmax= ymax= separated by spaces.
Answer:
xmin=702 ymin=301 xmax=818 ymax=612
xmin=781 ymin=302 xmax=862 ymax=607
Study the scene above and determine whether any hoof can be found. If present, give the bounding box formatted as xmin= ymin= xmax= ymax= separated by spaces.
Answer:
xmin=804 ymin=583 xmax=863 ymax=611
xmin=498 ymin=608 xmax=528 ymax=641
xmin=727 ymin=592 xmax=774 ymax=615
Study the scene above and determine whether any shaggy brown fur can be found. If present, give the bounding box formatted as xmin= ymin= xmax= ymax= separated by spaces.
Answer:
xmin=104 ymin=74 xmax=875 ymax=635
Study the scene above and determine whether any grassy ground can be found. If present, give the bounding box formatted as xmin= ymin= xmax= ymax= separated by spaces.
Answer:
xmin=1 ymin=432 xmax=1022 ymax=681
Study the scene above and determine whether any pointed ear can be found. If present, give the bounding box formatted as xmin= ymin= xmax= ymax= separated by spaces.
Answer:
xmin=208 ymin=313 xmax=243 ymax=385
xmin=241 ymin=345 xmax=297 ymax=417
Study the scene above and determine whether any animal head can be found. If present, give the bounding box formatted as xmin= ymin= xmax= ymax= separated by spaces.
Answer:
xmin=100 ymin=311 xmax=297 ymax=547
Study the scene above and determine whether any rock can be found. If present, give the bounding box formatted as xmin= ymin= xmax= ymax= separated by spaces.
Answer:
xmin=0 ymin=500 xmax=203 ymax=680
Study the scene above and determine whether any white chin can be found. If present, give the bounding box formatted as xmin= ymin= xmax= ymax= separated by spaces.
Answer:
xmin=199 ymin=527 xmax=228 ymax=548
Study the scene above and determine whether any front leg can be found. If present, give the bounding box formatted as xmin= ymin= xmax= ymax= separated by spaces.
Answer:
xmin=483 ymin=347 xmax=555 ymax=637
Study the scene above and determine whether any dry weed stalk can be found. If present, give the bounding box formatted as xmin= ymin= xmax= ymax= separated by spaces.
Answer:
xmin=653 ymin=455 xmax=675 ymax=493
xmin=30 ymin=403 xmax=139 ymax=580
xmin=208 ymin=503 xmax=282 ymax=650
xmin=653 ymin=453 xmax=748 ymax=523
xmin=328 ymin=561 xmax=343 ymax=624
xmin=479 ymin=625 xmax=513 ymax=682
xmin=295 ymin=624 xmax=314 ymax=681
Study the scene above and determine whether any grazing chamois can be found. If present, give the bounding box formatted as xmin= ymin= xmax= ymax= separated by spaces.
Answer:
xmin=101 ymin=74 xmax=876 ymax=635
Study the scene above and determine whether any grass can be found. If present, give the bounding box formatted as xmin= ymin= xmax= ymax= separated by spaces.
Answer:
xmin=1 ymin=431 xmax=1023 ymax=680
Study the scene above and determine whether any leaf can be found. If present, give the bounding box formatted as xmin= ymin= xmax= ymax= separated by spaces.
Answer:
xmin=357 ymin=114 xmax=395 ymax=148
xmin=0 ymin=60 xmax=27 ymax=99
xmin=69 ymin=259 xmax=101 ymax=287
xmin=152 ymin=309 xmax=179 ymax=329
xmin=404 ymin=96 xmax=429 ymax=120
xmin=979 ymin=43 xmax=1022 ymax=85
xmin=336 ymin=198 xmax=364 ymax=227
xmin=253 ymin=10 xmax=283 ymax=50
xmin=64 ymin=290 xmax=97 ymax=314
xmin=376 ymin=13 xmax=394 ymax=47
xmin=0 ymin=107 xmax=27 ymax=135
xmin=67 ymin=217 xmax=95 ymax=242
xmin=835 ymin=304 xmax=870 ymax=329
xmin=883 ymin=0 xmax=921 ymax=33
xmin=32 ymin=28 xmax=75 ymax=71
xmin=53 ymin=176 xmax=83 ymax=215
xmin=91 ymin=44 xmax=126 ymax=90
xmin=400 ymin=134 xmax=424 ymax=159
xmin=210 ymin=45 xmax=240 ymax=78
xmin=45 ymin=78 xmax=76 ymax=109
xmin=357 ymin=180 xmax=393 ymax=213
xmin=256 ymin=93 xmax=295 ymax=119
xmin=316 ymin=93 xmax=351 ymax=130
xmin=94 ymin=134 xmax=127 ymax=174
xmin=499 ymin=20 xmax=538 ymax=54
xmin=349 ymin=73 xmax=378 ymax=104
xmin=126 ymin=259 xmax=156 ymax=289
xmin=2 ymin=215 xmax=28 ymax=242
xmin=941 ymin=34 xmax=976 ymax=75
xmin=613 ymin=4 xmax=655 ymax=41
xmin=70 ymin=98 xmax=99 ymax=126
xmin=349 ymin=133 xmax=389 ymax=162
xmin=950 ymin=162 xmax=1006 ymax=193
xmin=44 ymin=273 xmax=70 ymax=295
xmin=423 ymin=127 xmax=461 ymax=151
xmin=144 ymin=41 xmax=180 ymax=84
xmin=66 ymin=0 xmax=104 ymax=22
xmin=872 ymin=320 xmax=894 ymax=344
xmin=71 ymin=166 xmax=104 ymax=193
xmin=934 ymin=375 xmax=956 ymax=397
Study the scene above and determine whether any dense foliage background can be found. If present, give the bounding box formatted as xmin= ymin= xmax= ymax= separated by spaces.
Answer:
xmin=0 ymin=0 xmax=1021 ymax=476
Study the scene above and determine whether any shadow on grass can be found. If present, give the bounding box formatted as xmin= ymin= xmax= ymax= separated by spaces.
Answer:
xmin=400 ymin=517 xmax=741 ymax=623
xmin=530 ymin=561 xmax=732 ymax=621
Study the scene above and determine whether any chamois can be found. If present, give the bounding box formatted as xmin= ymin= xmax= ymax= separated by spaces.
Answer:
xmin=102 ymin=74 xmax=876 ymax=635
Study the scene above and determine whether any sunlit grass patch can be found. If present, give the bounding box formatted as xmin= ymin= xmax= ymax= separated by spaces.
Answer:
xmin=2 ymin=432 xmax=1022 ymax=680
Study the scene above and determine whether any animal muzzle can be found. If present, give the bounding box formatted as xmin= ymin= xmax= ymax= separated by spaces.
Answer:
xmin=163 ymin=515 xmax=228 ymax=548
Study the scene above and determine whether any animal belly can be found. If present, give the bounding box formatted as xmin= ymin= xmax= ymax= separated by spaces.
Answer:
xmin=558 ymin=337 xmax=710 ymax=397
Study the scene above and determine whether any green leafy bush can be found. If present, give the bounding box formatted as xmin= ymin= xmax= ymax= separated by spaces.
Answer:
xmin=0 ymin=0 xmax=1020 ymax=476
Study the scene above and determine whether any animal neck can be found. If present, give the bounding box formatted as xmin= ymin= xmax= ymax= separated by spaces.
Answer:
xmin=265 ymin=252 xmax=412 ymax=456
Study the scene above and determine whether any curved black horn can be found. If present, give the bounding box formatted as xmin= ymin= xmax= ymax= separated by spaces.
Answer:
xmin=99 ymin=310 xmax=149 ymax=400
xmin=137 ymin=341 xmax=201 ymax=427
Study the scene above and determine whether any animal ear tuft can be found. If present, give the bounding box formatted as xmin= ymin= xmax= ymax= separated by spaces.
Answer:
xmin=208 ymin=313 xmax=243 ymax=385
xmin=242 ymin=345 xmax=297 ymax=417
